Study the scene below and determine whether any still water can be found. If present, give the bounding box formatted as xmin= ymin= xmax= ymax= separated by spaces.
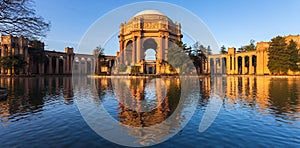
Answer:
xmin=0 ymin=76 xmax=300 ymax=147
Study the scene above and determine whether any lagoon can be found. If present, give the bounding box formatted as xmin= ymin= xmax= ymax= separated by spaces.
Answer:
xmin=0 ymin=76 xmax=299 ymax=147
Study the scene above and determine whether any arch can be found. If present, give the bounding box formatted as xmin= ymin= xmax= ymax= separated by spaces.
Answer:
xmin=117 ymin=11 xmax=182 ymax=74
xmin=124 ymin=40 xmax=133 ymax=65
xmin=143 ymin=38 xmax=158 ymax=50
xmin=145 ymin=49 xmax=156 ymax=60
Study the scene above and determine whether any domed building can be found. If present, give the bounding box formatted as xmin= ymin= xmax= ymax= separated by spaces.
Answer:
xmin=116 ymin=10 xmax=183 ymax=74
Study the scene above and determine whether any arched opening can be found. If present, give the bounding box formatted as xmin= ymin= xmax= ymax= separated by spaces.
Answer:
xmin=125 ymin=40 xmax=133 ymax=65
xmin=145 ymin=49 xmax=156 ymax=60
xmin=143 ymin=38 xmax=158 ymax=74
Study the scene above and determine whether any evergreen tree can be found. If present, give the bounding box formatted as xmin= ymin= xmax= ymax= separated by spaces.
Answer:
xmin=287 ymin=40 xmax=300 ymax=71
xmin=267 ymin=36 xmax=289 ymax=74
xmin=220 ymin=45 xmax=227 ymax=54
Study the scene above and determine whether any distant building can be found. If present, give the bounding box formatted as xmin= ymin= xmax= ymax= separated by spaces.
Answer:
xmin=0 ymin=35 xmax=115 ymax=75
xmin=208 ymin=35 xmax=300 ymax=75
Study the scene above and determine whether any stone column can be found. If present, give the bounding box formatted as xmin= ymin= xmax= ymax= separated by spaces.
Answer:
xmin=25 ymin=47 xmax=29 ymax=75
xmin=159 ymin=37 xmax=163 ymax=61
xmin=242 ymin=56 xmax=246 ymax=74
xmin=0 ymin=47 xmax=4 ymax=74
xmin=137 ymin=37 xmax=141 ymax=63
xmin=235 ymin=57 xmax=238 ymax=74
xmin=38 ymin=63 xmax=41 ymax=74
xmin=132 ymin=38 xmax=136 ymax=64
xmin=207 ymin=58 xmax=210 ymax=74
xmin=66 ymin=56 xmax=69 ymax=74
xmin=231 ymin=56 xmax=234 ymax=74
xmin=249 ymin=55 xmax=253 ymax=74
xmin=213 ymin=58 xmax=217 ymax=74
xmin=85 ymin=60 xmax=88 ymax=74
xmin=220 ymin=57 xmax=223 ymax=74
xmin=48 ymin=57 xmax=52 ymax=74
xmin=56 ymin=58 xmax=59 ymax=74
xmin=226 ymin=57 xmax=230 ymax=74
xmin=164 ymin=36 xmax=168 ymax=60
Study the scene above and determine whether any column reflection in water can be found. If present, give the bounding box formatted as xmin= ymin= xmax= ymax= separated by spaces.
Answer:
xmin=204 ymin=76 xmax=300 ymax=122
xmin=0 ymin=77 xmax=74 ymax=126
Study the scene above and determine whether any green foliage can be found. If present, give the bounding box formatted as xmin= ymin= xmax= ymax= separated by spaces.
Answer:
xmin=0 ymin=54 xmax=27 ymax=74
xmin=130 ymin=66 xmax=140 ymax=74
xmin=93 ymin=46 xmax=105 ymax=60
xmin=29 ymin=40 xmax=47 ymax=63
xmin=167 ymin=42 xmax=195 ymax=74
xmin=220 ymin=45 xmax=227 ymax=54
xmin=267 ymin=36 xmax=300 ymax=74
xmin=287 ymin=40 xmax=300 ymax=71
xmin=118 ymin=64 xmax=127 ymax=72
xmin=238 ymin=39 xmax=256 ymax=52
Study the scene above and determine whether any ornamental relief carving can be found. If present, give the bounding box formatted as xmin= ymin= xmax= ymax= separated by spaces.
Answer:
xmin=143 ymin=22 xmax=159 ymax=29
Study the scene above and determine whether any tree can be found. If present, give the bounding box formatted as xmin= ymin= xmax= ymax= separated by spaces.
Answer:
xmin=220 ymin=45 xmax=227 ymax=54
xmin=267 ymin=36 xmax=290 ymax=74
xmin=244 ymin=39 xmax=256 ymax=51
xmin=0 ymin=54 xmax=27 ymax=75
xmin=0 ymin=0 xmax=50 ymax=39
xmin=28 ymin=40 xmax=47 ymax=63
xmin=93 ymin=46 xmax=106 ymax=74
xmin=238 ymin=39 xmax=256 ymax=52
xmin=286 ymin=40 xmax=300 ymax=71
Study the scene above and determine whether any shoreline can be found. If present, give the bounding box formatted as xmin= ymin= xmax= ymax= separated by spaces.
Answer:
xmin=1 ymin=74 xmax=300 ymax=78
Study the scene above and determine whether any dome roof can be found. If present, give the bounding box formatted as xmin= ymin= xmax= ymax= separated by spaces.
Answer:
xmin=134 ymin=10 xmax=164 ymax=17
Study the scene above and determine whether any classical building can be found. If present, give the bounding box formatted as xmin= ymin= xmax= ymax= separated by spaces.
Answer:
xmin=116 ymin=10 xmax=182 ymax=74
xmin=0 ymin=35 xmax=104 ymax=75
xmin=208 ymin=35 xmax=300 ymax=75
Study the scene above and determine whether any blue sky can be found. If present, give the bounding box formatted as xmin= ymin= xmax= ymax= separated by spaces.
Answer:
xmin=35 ymin=0 xmax=300 ymax=54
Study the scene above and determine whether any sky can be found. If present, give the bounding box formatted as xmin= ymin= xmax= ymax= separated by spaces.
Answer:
xmin=34 ymin=0 xmax=300 ymax=54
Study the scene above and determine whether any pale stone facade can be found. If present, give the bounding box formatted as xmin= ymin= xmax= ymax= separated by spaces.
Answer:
xmin=0 ymin=35 xmax=101 ymax=75
xmin=116 ymin=10 xmax=182 ymax=74
xmin=208 ymin=35 xmax=300 ymax=75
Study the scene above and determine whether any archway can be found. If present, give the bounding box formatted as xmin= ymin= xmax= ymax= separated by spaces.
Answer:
xmin=125 ymin=40 xmax=133 ymax=65
xmin=143 ymin=38 xmax=158 ymax=74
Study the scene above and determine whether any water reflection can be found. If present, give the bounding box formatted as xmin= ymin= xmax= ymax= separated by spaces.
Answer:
xmin=0 ymin=77 xmax=74 ymax=125
xmin=0 ymin=76 xmax=299 ymax=146
xmin=203 ymin=76 xmax=300 ymax=122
